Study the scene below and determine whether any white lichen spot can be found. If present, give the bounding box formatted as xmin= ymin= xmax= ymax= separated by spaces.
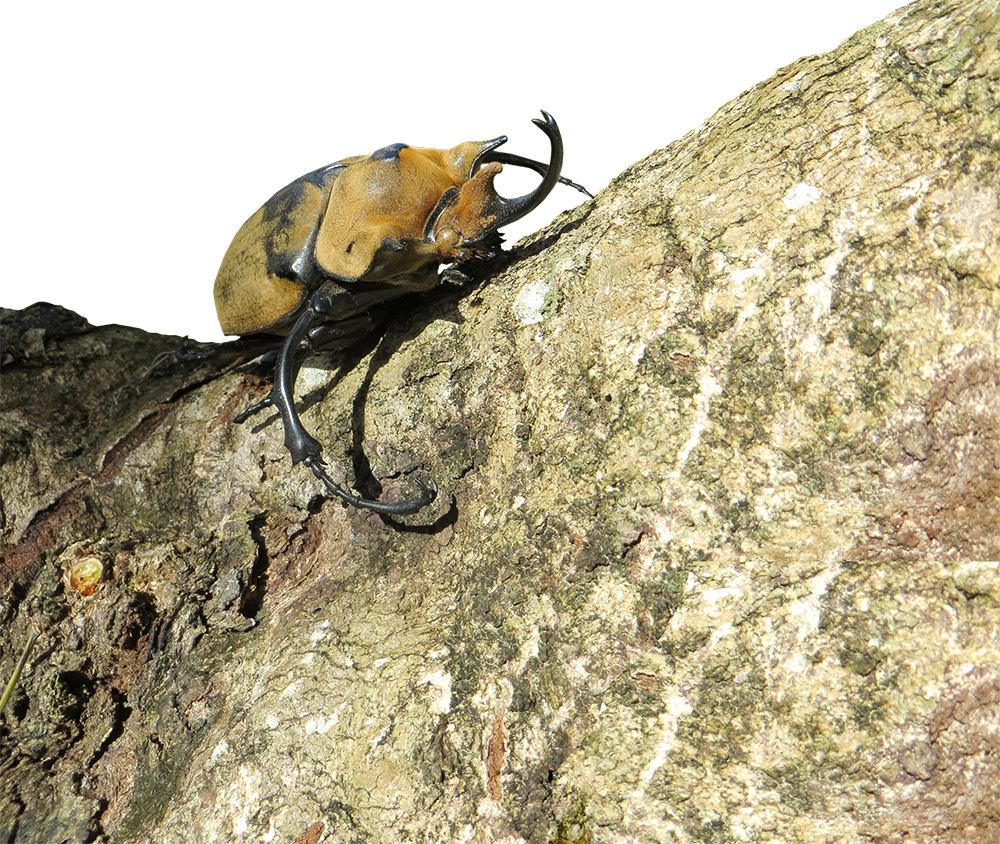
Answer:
xmin=261 ymin=818 xmax=277 ymax=843
xmin=811 ymin=207 xmax=859 ymax=312
xmin=299 ymin=366 xmax=327 ymax=391
xmin=211 ymin=739 xmax=230 ymax=759
xmin=783 ymin=653 xmax=810 ymax=675
xmin=420 ymin=669 xmax=453 ymax=714
xmin=304 ymin=713 xmax=339 ymax=734
xmin=310 ymin=620 xmax=330 ymax=644
xmin=369 ymin=722 xmax=392 ymax=751
xmin=729 ymin=266 xmax=765 ymax=285
xmin=588 ymin=576 xmax=636 ymax=626
xmin=709 ymin=622 xmax=736 ymax=647
xmin=229 ymin=766 xmax=262 ymax=837
xmin=734 ymin=302 xmax=758 ymax=331
xmin=628 ymin=326 xmax=667 ymax=366
xmin=899 ymin=177 xmax=929 ymax=200
xmin=804 ymin=274 xmax=834 ymax=323
xmin=676 ymin=370 xmax=723 ymax=466
xmin=519 ymin=625 xmax=541 ymax=664
xmin=264 ymin=715 xmax=280 ymax=730
xmin=787 ymin=566 xmax=842 ymax=642
xmin=701 ymin=584 xmax=746 ymax=610
xmin=800 ymin=333 xmax=822 ymax=355
xmin=513 ymin=280 xmax=552 ymax=325
xmin=783 ymin=182 xmax=822 ymax=210
xmin=567 ymin=656 xmax=590 ymax=680
xmin=635 ymin=695 xmax=693 ymax=793
xmin=707 ymin=251 xmax=729 ymax=273
xmin=301 ymin=652 xmax=314 ymax=665
xmin=280 ymin=681 xmax=300 ymax=700
xmin=780 ymin=70 xmax=808 ymax=93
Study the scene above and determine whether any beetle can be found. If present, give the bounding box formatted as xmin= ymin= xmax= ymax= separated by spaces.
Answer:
xmin=214 ymin=111 xmax=589 ymax=516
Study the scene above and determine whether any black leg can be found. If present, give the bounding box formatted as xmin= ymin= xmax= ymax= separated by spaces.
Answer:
xmin=262 ymin=292 xmax=437 ymax=516
xmin=234 ymin=316 xmax=376 ymax=424
xmin=233 ymin=393 xmax=274 ymax=424
xmin=306 ymin=462 xmax=437 ymax=516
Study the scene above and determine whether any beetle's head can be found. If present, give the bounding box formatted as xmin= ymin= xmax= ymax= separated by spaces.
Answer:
xmin=312 ymin=113 xmax=571 ymax=283
xmin=427 ymin=112 xmax=565 ymax=261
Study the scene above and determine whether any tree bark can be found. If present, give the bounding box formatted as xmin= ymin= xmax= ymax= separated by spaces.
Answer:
xmin=3 ymin=1 xmax=999 ymax=841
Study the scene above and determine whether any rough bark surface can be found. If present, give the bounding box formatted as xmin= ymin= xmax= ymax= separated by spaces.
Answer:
xmin=2 ymin=1 xmax=999 ymax=842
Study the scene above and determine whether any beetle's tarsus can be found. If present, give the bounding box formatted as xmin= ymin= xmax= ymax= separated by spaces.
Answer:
xmin=439 ymin=266 xmax=473 ymax=286
xmin=173 ymin=337 xmax=220 ymax=363
xmin=304 ymin=457 xmax=437 ymax=516
xmin=560 ymin=175 xmax=593 ymax=199
xmin=234 ymin=394 xmax=274 ymax=423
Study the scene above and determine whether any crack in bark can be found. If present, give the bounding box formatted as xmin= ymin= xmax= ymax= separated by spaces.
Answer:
xmin=94 ymin=408 xmax=172 ymax=486
xmin=1 ymin=483 xmax=87 ymax=582
xmin=239 ymin=513 xmax=270 ymax=620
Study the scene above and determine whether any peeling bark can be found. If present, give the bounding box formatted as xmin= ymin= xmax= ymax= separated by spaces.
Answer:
xmin=2 ymin=1 xmax=1000 ymax=842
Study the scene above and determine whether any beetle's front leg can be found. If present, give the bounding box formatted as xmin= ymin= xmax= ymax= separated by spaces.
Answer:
xmin=269 ymin=286 xmax=437 ymax=516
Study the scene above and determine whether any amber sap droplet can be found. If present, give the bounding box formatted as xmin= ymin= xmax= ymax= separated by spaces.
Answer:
xmin=69 ymin=557 xmax=104 ymax=595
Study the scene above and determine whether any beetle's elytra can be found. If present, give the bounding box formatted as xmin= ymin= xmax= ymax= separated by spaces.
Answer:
xmin=214 ymin=111 xmax=590 ymax=516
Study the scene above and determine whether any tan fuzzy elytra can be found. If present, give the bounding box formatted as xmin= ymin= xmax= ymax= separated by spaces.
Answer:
xmin=213 ymin=166 xmax=340 ymax=335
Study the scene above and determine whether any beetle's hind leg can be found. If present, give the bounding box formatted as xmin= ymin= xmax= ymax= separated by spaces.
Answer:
xmin=267 ymin=290 xmax=437 ymax=516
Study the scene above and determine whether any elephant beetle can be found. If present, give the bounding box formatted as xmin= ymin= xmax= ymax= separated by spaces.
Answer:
xmin=214 ymin=111 xmax=590 ymax=516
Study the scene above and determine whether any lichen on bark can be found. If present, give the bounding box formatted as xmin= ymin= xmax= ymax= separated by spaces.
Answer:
xmin=2 ymin=1 xmax=999 ymax=842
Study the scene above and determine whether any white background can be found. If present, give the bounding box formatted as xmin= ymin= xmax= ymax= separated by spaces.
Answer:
xmin=5 ymin=1 xmax=903 ymax=342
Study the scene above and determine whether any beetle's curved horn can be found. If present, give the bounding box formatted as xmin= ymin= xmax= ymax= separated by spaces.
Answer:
xmin=478 ymin=110 xmax=564 ymax=228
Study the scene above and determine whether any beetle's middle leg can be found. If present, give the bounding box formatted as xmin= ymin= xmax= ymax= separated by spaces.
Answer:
xmin=234 ymin=276 xmax=429 ymax=424
xmin=267 ymin=283 xmax=437 ymax=516
xmin=233 ymin=314 xmax=375 ymax=424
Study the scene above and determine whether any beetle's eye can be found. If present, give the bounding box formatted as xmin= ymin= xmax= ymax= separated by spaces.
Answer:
xmin=435 ymin=226 xmax=462 ymax=253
